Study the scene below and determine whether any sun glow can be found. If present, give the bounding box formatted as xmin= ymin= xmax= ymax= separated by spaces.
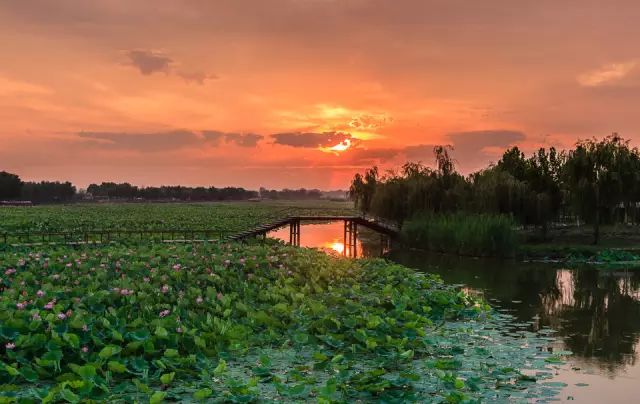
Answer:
xmin=321 ymin=139 xmax=351 ymax=153
xmin=326 ymin=241 xmax=345 ymax=254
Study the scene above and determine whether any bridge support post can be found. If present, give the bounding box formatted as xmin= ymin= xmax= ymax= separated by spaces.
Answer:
xmin=289 ymin=219 xmax=300 ymax=246
xmin=352 ymin=222 xmax=357 ymax=258
xmin=343 ymin=220 xmax=357 ymax=258
xmin=343 ymin=220 xmax=347 ymax=256
xmin=380 ymin=234 xmax=390 ymax=256
xmin=289 ymin=221 xmax=293 ymax=244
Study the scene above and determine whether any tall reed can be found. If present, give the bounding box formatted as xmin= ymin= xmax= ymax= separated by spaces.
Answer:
xmin=401 ymin=212 xmax=518 ymax=257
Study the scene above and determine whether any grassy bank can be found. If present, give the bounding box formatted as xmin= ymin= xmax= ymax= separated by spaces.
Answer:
xmin=400 ymin=213 xmax=640 ymax=267
xmin=0 ymin=241 xmax=564 ymax=402
xmin=401 ymin=213 xmax=519 ymax=258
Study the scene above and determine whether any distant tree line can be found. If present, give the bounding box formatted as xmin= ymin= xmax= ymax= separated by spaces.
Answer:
xmin=86 ymin=183 xmax=259 ymax=201
xmin=259 ymin=187 xmax=323 ymax=200
xmin=0 ymin=172 xmax=76 ymax=203
xmin=350 ymin=134 xmax=640 ymax=244
xmin=0 ymin=173 xmax=344 ymax=204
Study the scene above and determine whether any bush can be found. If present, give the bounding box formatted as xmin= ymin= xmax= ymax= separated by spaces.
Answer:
xmin=401 ymin=213 xmax=518 ymax=257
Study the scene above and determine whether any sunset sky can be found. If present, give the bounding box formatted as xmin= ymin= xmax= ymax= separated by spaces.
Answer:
xmin=2 ymin=0 xmax=640 ymax=189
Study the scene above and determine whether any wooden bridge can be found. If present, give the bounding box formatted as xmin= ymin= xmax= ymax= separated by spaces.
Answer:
xmin=228 ymin=215 xmax=399 ymax=257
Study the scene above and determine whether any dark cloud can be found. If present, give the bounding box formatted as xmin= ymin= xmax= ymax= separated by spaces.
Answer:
xmin=346 ymin=147 xmax=402 ymax=164
xmin=224 ymin=133 xmax=264 ymax=147
xmin=343 ymin=130 xmax=525 ymax=171
xmin=78 ymin=130 xmax=198 ymax=151
xmin=201 ymin=130 xmax=225 ymax=145
xmin=126 ymin=50 xmax=172 ymax=75
xmin=403 ymin=144 xmax=440 ymax=161
xmin=78 ymin=130 xmax=263 ymax=151
xmin=201 ymin=131 xmax=263 ymax=148
xmin=271 ymin=131 xmax=352 ymax=148
xmin=344 ymin=144 xmax=436 ymax=165
xmin=177 ymin=71 xmax=219 ymax=85
xmin=445 ymin=129 xmax=526 ymax=171
xmin=447 ymin=130 xmax=526 ymax=149
xmin=125 ymin=50 xmax=217 ymax=85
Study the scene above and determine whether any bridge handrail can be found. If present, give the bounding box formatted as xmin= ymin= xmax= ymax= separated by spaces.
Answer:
xmin=359 ymin=213 xmax=400 ymax=230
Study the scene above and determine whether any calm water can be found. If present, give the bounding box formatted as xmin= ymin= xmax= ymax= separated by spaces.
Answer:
xmin=269 ymin=221 xmax=389 ymax=257
xmin=270 ymin=222 xmax=640 ymax=403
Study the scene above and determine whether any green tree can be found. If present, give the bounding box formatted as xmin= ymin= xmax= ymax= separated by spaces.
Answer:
xmin=0 ymin=171 xmax=23 ymax=199
xmin=349 ymin=166 xmax=378 ymax=213
xmin=563 ymin=134 xmax=631 ymax=244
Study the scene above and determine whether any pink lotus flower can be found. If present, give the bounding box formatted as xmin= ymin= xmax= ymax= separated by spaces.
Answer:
xmin=161 ymin=285 xmax=169 ymax=294
xmin=172 ymin=264 xmax=181 ymax=271
xmin=159 ymin=309 xmax=170 ymax=318
xmin=81 ymin=346 xmax=89 ymax=353
xmin=57 ymin=313 xmax=67 ymax=320
xmin=5 ymin=343 xmax=15 ymax=350
xmin=16 ymin=302 xmax=26 ymax=310
xmin=196 ymin=297 xmax=203 ymax=304
xmin=36 ymin=290 xmax=45 ymax=297
xmin=4 ymin=268 xmax=16 ymax=275
xmin=32 ymin=313 xmax=41 ymax=321
xmin=239 ymin=258 xmax=246 ymax=265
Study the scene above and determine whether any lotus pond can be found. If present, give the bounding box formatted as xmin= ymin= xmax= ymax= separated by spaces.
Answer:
xmin=0 ymin=200 xmax=354 ymax=234
xmin=0 ymin=240 xmax=567 ymax=402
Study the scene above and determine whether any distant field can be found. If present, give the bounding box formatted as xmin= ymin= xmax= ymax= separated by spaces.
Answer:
xmin=0 ymin=200 xmax=355 ymax=234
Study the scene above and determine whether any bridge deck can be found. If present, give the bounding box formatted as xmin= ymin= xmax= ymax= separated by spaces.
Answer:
xmin=228 ymin=215 xmax=399 ymax=241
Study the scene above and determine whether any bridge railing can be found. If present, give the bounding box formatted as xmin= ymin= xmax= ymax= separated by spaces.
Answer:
xmin=360 ymin=213 xmax=400 ymax=231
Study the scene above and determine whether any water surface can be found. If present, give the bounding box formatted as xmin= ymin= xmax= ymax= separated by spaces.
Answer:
xmin=390 ymin=251 xmax=640 ymax=403
xmin=268 ymin=221 xmax=389 ymax=257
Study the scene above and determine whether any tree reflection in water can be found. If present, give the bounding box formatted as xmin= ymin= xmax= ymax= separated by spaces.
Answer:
xmin=388 ymin=250 xmax=640 ymax=377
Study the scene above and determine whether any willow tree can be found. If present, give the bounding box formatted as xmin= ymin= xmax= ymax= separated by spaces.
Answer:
xmin=349 ymin=166 xmax=379 ymax=213
xmin=488 ymin=146 xmax=564 ymax=237
xmin=563 ymin=134 xmax=632 ymax=244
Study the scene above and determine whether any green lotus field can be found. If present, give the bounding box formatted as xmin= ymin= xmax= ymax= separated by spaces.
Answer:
xmin=0 ymin=203 xmax=566 ymax=402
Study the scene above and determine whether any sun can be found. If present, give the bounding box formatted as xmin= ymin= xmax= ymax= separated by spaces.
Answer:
xmin=324 ymin=138 xmax=352 ymax=153
xmin=327 ymin=241 xmax=345 ymax=254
